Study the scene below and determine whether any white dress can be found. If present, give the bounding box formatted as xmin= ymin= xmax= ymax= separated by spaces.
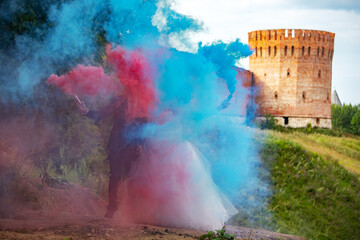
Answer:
xmin=121 ymin=137 xmax=237 ymax=230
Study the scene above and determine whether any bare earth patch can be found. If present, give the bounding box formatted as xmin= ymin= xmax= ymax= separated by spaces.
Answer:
xmin=0 ymin=216 xmax=305 ymax=240
xmin=0 ymin=180 xmax=304 ymax=240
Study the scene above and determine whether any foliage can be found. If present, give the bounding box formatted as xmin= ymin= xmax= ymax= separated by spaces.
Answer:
xmin=0 ymin=159 xmax=44 ymax=217
xmin=0 ymin=84 xmax=110 ymax=196
xmin=258 ymin=114 xmax=277 ymax=130
xmin=0 ymin=0 xmax=110 ymax=195
xmin=350 ymin=110 xmax=360 ymax=135
xmin=306 ymin=123 xmax=312 ymax=132
xmin=273 ymin=125 xmax=344 ymax=137
xmin=200 ymin=227 xmax=237 ymax=240
xmin=261 ymin=136 xmax=360 ymax=240
xmin=332 ymin=103 xmax=360 ymax=135
xmin=0 ymin=0 xmax=58 ymax=48
xmin=0 ymin=0 xmax=106 ymax=50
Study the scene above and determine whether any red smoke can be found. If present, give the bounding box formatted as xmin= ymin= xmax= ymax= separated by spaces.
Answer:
xmin=47 ymin=45 xmax=158 ymax=119
xmin=106 ymin=45 xmax=157 ymax=120
xmin=124 ymin=141 xmax=192 ymax=226
xmin=47 ymin=65 xmax=117 ymax=97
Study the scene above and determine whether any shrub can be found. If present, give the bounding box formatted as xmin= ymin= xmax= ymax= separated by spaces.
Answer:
xmin=200 ymin=227 xmax=236 ymax=240
xmin=259 ymin=114 xmax=277 ymax=130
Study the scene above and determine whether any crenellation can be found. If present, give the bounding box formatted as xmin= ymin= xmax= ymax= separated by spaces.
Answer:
xmin=295 ymin=29 xmax=303 ymax=39
xmin=249 ymin=29 xmax=334 ymax=62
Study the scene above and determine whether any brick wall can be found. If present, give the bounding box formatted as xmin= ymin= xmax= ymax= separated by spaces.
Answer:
xmin=247 ymin=29 xmax=335 ymax=127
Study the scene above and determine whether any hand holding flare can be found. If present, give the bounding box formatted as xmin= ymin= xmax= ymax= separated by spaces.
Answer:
xmin=74 ymin=95 xmax=89 ymax=115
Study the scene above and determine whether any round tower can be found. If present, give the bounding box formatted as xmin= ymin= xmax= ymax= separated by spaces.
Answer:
xmin=248 ymin=29 xmax=335 ymax=128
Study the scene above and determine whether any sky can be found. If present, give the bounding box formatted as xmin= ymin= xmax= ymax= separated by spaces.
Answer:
xmin=174 ymin=0 xmax=360 ymax=104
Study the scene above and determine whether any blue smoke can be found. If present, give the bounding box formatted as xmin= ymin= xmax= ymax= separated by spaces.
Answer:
xmin=0 ymin=0 xmax=105 ymax=101
xmin=0 ymin=0 xmax=267 ymax=222
xmin=199 ymin=39 xmax=253 ymax=95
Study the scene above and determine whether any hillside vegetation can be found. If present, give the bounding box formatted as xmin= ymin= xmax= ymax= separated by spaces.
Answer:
xmin=270 ymin=130 xmax=360 ymax=177
xmin=260 ymin=129 xmax=360 ymax=240
xmin=332 ymin=103 xmax=360 ymax=135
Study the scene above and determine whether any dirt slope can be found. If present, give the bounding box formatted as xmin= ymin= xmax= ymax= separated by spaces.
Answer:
xmin=0 ymin=216 xmax=305 ymax=240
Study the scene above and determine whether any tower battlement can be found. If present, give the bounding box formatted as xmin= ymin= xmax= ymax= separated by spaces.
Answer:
xmin=248 ymin=29 xmax=334 ymax=60
xmin=249 ymin=29 xmax=334 ymax=44
xmin=247 ymin=29 xmax=335 ymax=128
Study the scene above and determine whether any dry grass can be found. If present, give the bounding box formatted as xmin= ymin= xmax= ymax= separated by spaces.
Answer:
xmin=268 ymin=130 xmax=360 ymax=178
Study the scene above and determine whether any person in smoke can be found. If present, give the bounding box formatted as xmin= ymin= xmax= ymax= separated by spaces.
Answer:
xmin=74 ymin=95 xmax=147 ymax=218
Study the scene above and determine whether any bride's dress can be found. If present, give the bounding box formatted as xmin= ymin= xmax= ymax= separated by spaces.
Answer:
xmin=123 ymin=138 xmax=237 ymax=230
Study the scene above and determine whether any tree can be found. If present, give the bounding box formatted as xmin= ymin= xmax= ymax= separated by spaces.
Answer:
xmin=351 ymin=109 xmax=360 ymax=135
xmin=332 ymin=103 xmax=360 ymax=135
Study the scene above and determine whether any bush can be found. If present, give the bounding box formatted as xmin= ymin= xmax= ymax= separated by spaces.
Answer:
xmin=259 ymin=114 xmax=277 ymax=130
xmin=200 ymin=227 xmax=236 ymax=240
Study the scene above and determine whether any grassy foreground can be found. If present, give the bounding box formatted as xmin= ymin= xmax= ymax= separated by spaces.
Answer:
xmin=261 ymin=132 xmax=360 ymax=240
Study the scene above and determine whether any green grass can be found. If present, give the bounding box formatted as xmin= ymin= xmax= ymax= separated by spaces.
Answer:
xmin=261 ymin=136 xmax=360 ymax=240
xmin=269 ymin=130 xmax=360 ymax=177
xmin=273 ymin=125 xmax=346 ymax=137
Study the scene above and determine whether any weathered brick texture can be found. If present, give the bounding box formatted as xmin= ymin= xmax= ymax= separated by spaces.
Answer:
xmin=248 ymin=29 xmax=335 ymax=128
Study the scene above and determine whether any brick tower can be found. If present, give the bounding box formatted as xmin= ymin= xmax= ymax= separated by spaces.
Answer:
xmin=248 ymin=29 xmax=335 ymax=128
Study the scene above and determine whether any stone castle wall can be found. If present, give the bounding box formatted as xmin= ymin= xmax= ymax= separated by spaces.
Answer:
xmin=247 ymin=29 xmax=335 ymax=128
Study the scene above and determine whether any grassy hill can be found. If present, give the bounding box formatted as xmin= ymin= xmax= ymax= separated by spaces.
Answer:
xmin=269 ymin=129 xmax=360 ymax=177
xmin=257 ymin=128 xmax=360 ymax=240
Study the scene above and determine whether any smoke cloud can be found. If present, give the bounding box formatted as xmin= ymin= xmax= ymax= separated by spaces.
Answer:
xmin=0 ymin=0 xmax=268 ymax=230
